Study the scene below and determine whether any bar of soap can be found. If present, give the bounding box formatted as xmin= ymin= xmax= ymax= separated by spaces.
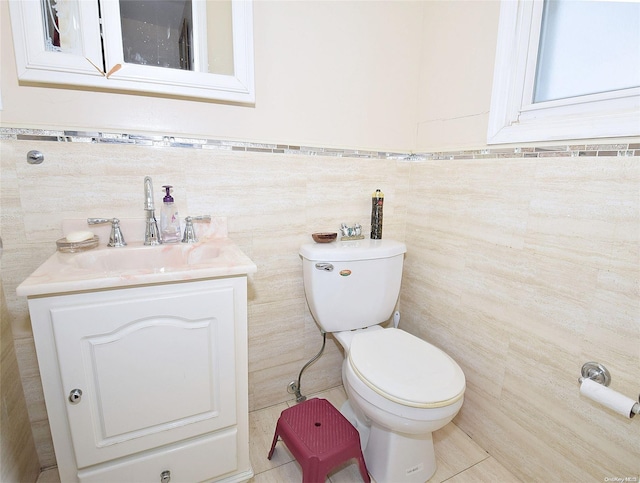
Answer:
xmin=66 ymin=231 xmax=94 ymax=243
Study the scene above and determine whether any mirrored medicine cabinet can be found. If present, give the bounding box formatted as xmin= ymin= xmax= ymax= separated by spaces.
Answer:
xmin=8 ymin=0 xmax=255 ymax=103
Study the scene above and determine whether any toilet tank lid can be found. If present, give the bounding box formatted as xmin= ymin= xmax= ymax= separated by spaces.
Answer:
xmin=300 ymin=239 xmax=406 ymax=262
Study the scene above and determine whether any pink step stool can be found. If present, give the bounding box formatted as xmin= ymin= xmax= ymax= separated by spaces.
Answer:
xmin=267 ymin=398 xmax=371 ymax=483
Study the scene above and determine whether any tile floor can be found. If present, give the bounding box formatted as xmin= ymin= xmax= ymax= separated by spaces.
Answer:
xmin=37 ymin=386 xmax=519 ymax=483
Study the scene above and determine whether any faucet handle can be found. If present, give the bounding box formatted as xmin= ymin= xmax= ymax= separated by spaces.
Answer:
xmin=87 ymin=218 xmax=111 ymax=225
xmin=181 ymin=215 xmax=211 ymax=243
xmin=87 ymin=218 xmax=127 ymax=247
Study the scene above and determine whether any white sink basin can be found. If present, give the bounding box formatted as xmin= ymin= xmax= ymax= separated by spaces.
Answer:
xmin=17 ymin=239 xmax=256 ymax=297
xmin=70 ymin=243 xmax=221 ymax=272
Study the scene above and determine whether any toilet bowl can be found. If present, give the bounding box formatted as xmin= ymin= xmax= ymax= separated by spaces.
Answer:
xmin=335 ymin=326 xmax=465 ymax=482
xmin=299 ymin=239 xmax=466 ymax=482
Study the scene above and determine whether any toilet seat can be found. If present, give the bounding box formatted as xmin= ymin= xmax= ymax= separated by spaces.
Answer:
xmin=348 ymin=328 xmax=465 ymax=408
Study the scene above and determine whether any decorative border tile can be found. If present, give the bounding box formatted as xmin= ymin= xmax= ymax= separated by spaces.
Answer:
xmin=1 ymin=127 xmax=638 ymax=160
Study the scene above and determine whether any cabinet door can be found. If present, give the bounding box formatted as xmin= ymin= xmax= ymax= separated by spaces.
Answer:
xmin=49 ymin=280 xmax=237 ymax=468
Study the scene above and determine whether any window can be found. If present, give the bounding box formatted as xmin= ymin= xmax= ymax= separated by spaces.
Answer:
xmin=487 ymin=0 xmax=640 ymax=144
xmin=8 ymin=0 xmax=254 ymax=103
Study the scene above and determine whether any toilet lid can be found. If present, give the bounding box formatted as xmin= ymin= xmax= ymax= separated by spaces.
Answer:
xmin=348 ymin=328 xmax=465 ymax=408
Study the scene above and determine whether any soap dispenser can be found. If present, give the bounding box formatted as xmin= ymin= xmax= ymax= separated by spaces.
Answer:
xmin=160 ymin=185 xmax=181 ymax=243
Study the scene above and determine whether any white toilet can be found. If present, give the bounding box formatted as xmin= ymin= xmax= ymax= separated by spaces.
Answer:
xmin=300 ymin=239 xmax=465 ymax=483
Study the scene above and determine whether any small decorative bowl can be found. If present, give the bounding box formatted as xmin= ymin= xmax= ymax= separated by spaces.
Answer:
xmin=312 ymin=232 xmax=337 ymax=243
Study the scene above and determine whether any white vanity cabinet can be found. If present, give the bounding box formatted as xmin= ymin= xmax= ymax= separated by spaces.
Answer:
xmin=26 ymin=277 xmax=252 ymax=483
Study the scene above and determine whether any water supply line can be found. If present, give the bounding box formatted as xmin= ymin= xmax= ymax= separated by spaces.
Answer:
xmin=288 ymin=330 xmax=327 ymax=403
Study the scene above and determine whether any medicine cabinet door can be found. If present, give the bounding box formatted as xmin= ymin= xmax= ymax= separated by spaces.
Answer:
xmin=8 ymin=0 xmax=255 ymax=102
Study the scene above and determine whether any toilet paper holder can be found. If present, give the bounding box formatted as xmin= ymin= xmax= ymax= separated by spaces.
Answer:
xmin=578 ymin=362 xmax=640 ymax=418
xmin=578 ymin=361 xmax=611 ymax=386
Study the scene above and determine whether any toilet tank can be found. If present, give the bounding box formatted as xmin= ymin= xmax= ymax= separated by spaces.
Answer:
xmin=299 ymin=239 xmax=406 ymax=333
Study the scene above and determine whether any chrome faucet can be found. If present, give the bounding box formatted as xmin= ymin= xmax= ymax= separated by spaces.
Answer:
xmin=143 ymin=176 xmax=161 ymax=245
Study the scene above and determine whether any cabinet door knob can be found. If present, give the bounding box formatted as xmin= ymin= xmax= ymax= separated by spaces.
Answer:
xmin=68 ymin=389 xmax=83 ymax=404
xmin=160 ymin=470 xmax=171 ymax=483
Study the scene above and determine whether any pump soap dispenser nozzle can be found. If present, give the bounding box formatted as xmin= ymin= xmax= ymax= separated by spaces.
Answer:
xmin=162 ymin=186 xmax=173 ymax=204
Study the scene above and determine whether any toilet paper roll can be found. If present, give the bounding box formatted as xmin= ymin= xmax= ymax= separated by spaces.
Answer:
xmin=580 ymin=378 xmax=637 ymax=419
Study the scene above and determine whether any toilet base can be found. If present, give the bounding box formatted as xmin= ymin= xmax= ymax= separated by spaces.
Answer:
xmin=340 ymin=400 xmax=371 ymax=450
xmin=365 ymin=425 xmax=436 ymax=483
xmin=341 ymin=401 xmax=437 ymax=483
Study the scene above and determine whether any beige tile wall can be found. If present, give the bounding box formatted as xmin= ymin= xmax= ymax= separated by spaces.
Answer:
xmin=0 ymin=139 xmax=410 ymax=469
xmin=2 ymin=138 xmax=638 ymax=481
xmin=1 ymin=283 xmax=41 ymax=482
xmin=401 ymin=155 xmax=640 ymax=481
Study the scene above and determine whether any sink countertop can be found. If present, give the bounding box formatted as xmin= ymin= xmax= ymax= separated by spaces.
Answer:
xmin=17 ymin=218 xmax=257 ymax=297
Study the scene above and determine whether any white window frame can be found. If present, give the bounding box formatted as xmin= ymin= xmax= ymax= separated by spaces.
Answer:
xmin=487 ymin=0 xmax=640 ymax=144
xmin=8 ymin=0 xmax=255 ymax=104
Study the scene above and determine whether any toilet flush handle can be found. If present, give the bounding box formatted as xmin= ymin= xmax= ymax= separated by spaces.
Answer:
xmin=315 ymin=263 xmax=334 ymax=272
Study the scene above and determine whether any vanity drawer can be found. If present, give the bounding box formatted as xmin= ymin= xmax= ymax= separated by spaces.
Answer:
xmin=77 ymin=428 xmax=238 ymax=483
